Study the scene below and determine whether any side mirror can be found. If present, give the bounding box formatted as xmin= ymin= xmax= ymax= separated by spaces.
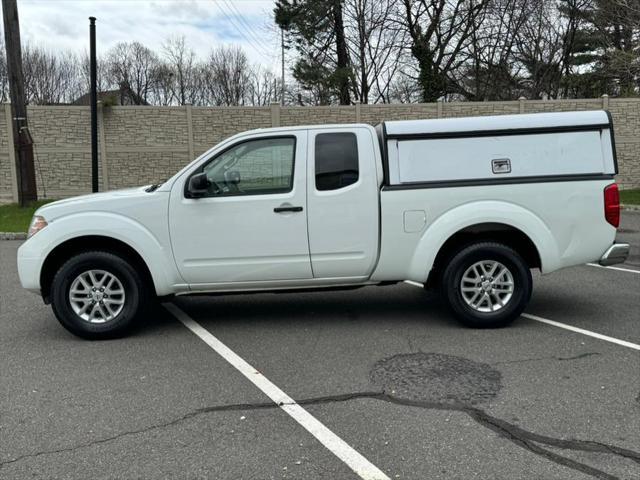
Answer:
xmin=187 ymin=172 xmax=211 ymax=198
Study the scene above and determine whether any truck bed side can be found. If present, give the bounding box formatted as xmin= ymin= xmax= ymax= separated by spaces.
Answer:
xmin=371 ymin=111 xmax=618 ymax=282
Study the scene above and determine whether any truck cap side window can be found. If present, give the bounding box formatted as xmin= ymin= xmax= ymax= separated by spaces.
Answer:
xmin=315 ymin=132 xmax=359 ymax=191
xmin=201 ymin=137 xmax=295 ymax=196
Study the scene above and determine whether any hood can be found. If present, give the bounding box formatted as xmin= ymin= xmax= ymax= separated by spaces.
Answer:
xmin=36 ymin=186 xmax=161 ymax=220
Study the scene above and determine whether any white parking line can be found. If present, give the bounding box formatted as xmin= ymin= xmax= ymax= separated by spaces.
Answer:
xmin=163 ymin=303 xmax=391 ymax=480
xmin=586 ymin=263 xmax=640 ymax=274
xmin=522 ymin=313 xmax=640 ymax=351
xmin=400 ymin=280 xmax=639 ymax=351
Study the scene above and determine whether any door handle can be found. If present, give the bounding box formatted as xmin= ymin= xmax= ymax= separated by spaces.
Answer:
xmin=274 ymin=205 xmax=303 ymax=213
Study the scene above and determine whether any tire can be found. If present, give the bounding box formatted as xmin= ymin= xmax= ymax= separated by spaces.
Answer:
xmin=441 ymin=242 xmax=532 ymax=328
xmin=50 ymin=251 xmax=149 ymax=339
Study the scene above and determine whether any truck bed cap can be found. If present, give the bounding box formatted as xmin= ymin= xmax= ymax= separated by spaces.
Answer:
xmin=383 ymin=111 xmax=611 ymax=137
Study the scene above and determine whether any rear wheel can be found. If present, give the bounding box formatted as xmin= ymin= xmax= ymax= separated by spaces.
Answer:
xmin=441 ymin=242 xmax=532 ymax=328
xmin=51 ymin=251 xmax=149 ymax=339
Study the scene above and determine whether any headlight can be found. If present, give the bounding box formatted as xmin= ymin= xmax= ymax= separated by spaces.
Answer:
xmin=27 ymin=215 xmax=48 ymax=239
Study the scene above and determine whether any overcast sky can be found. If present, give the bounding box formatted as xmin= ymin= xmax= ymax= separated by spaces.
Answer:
xmin=2 ymin=0 xmax=280 ymax=70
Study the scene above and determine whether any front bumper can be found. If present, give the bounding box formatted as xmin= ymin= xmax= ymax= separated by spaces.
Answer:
xmin=17 ymin=241 xmax=44 ymax=295
xmin=599 ymin=243 xmax=630 ymax=266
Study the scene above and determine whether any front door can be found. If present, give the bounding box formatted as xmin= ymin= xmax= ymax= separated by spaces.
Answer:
xmin=169 ymin=132 xmax=312 ymax=285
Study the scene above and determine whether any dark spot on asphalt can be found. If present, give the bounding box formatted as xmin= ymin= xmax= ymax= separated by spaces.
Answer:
xmin=370 ymin=352 xmax=502 ymax=406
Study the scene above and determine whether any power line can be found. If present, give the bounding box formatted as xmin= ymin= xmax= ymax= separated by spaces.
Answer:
xmin=210 ymin=0 xmax=274 ymax=60
xmin=222 ymin=0 xmax=272 ymax=51
xmin=220 ymin=0 xmax=277 ymax=62
xmin=221 ymin=0 xmax=281 ymax=75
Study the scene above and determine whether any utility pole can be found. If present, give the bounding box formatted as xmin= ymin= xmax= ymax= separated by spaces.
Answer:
xmin=281 ymin=28 xmax=285 ymax=106
xmin=89 ymin=17 xmax=98 ymax=193
xmin=2 ymin=0 xmax=37 ymax=205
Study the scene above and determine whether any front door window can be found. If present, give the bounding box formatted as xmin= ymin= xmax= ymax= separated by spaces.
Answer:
xmin=202 ymin=137 xmax=295 ymax=196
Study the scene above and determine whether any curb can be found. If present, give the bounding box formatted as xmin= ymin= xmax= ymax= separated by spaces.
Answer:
xmin=622 ymin=204 xmax=640 ymax=212
xmin=0 ymin=232 xmax=26 ymax=240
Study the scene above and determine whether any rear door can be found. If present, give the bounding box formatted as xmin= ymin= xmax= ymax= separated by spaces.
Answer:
xmin=306 ymin=127 xmax=380 ymax=279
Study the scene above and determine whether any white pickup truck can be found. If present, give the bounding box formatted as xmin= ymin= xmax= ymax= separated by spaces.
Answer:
xmin=18 ymin=111 xmax=629 ymax=339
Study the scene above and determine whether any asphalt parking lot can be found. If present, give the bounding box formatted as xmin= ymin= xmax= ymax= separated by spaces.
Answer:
xmin=1 ymin=213 xmax=639 ymax=480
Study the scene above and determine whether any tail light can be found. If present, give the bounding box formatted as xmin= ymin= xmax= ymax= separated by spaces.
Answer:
xmin=604 ymin=183 xmax=620 ymax=228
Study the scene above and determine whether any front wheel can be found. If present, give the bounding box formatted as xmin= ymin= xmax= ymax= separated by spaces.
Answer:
xmin=441 ymin=242 xmax=532 ymax=328
xmin=50 ymin=251 xmax=149 ymax=339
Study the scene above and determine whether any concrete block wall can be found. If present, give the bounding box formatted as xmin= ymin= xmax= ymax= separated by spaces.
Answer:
xmin=0 ymin=97 xmax=639 ymax=203
xmin=102 ymin=106 xmax=191 ymax=190
xmin=0 ymin=105 xmax=14 ymax=203
xmin=605 ymin=99 xmax=640 ymax=190
xmin=192 ymin=106 xmax=272 ymax=155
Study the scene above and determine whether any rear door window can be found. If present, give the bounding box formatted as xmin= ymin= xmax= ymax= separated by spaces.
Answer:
xmin=314 ymin=133 xmax=359 ymax=191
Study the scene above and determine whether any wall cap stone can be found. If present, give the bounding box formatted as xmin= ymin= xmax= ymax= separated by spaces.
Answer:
xmin=0 ymin=232 xmax=26 ymax=240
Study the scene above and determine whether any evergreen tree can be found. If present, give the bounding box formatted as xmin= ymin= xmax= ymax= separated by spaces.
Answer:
xmin=565 ymin=0 xmax=640 ymax=97
xmin=275 ymin=0 xmax=353 ymax=105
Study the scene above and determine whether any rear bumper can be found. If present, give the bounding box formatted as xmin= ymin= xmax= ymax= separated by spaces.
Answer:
xmin=599 ymin=243 xmax=630 ymax=266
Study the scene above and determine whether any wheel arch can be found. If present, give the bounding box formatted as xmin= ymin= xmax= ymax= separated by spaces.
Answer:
xmin=40 ymin=235 xmax=155 ymax=304
xmin=425 ymin=223 xmax=541 ymax=288
xmin=406 ymin=200 xmax=559 ymax=284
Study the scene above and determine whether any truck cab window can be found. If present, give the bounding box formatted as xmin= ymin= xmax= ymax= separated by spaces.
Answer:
xmin=315 ymin=132 xmax=359 ymax=191
xmin=203 ymin=137 xmax=295 ymax=196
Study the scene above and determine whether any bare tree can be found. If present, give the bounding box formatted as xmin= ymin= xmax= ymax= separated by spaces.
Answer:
xmin=106 ymin=42 xmax=160 ymax=104
xmin=162 ymin=35 xmax=198 ymax=105
xmin=6 ymin=0 xmax=639 ymax=107
xmin=3 ymin=38 xmax=285 ymax=106
xmin=388 ymin=71 xmax=423 ymax=102
xmin=149 ymin=62 xmax=176 ymax=106
xmin=514 ymin=0 xmax=587 ymax=99
xmin=76 ymin=52 xmax=108 ymax=100
xmin=344 ymin=0 xmax=407 ymax=103
xmin=285 ymin=79 xmax=332 ymax=106
xmin=22 ymin=46 xmax=80 ymax=104
xmin=204 ymin=45 xmax=250 ymax=106
xmin=460 ymin=0 xmax=529 ymax=100
xmin=246 ymin=67 xmax=281 ymax=105
xmin=401 ymin=0 xmax=491 ymax=102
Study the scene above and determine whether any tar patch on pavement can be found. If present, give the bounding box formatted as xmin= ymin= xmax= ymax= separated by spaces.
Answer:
xmin=370 ymin=352 xmax=502 ymax=406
